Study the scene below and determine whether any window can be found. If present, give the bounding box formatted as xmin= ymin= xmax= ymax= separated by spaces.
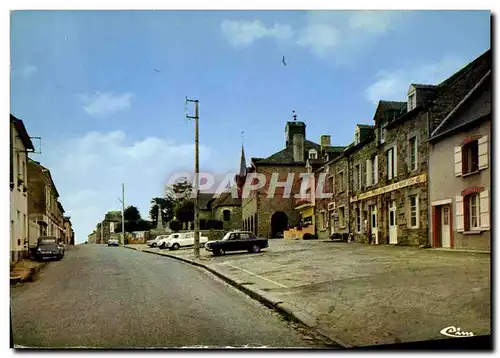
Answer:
xmin=371 ymin=155 xmax=378 ymax=185
xmin=16 ymin=152 xmax=20 ymax=176
xmin=338 ymin=171 xmax=344 ymax=192
xmin=308 ymin=149 xmax=318 ymax=160
xmin=223 ymin=209 xmax=231 ymax=221
xmin=339 ymin=207 xmax=345 ymax=228
xmin=355 ymin=207 xmax=361 ymax=232
xmin=443 ymin=206 xmax=449 ymax=226
xmin=465 ymin=193 xmax=481 ymax=230
xmin=386 ymin=147 xmax=396 ymax=180
xmin=409 ymin=195 xmax=419 ymax=228
xmin=408 ymin=92 xmax=416 ymax=111
xmin=380 ymin=122 xmax=386 ymax=144
xmin=356 ymin=164 xmax=362 ymax=190
xmin=409 ymin=137 xmax=418 ymax=171
xmin=462 ymin=140 xmax=479 ymax=174
xmin=330 ymin=176 xmax=335 ymax=195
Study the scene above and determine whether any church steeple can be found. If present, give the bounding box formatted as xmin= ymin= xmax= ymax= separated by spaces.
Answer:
xmin=235 ymin=131 xmax=248 ymax=198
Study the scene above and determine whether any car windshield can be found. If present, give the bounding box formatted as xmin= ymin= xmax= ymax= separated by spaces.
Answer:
xmin=221 ymin=233 xmax=232 ymax=241
xmin=39 ymin=243 xmax=58 ymax=249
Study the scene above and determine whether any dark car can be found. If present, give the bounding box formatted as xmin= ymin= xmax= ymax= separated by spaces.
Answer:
xmin=204 ymin=231 xmax=268 ymax=256
xmin=35 ymin=236 xmax=64 ymax=261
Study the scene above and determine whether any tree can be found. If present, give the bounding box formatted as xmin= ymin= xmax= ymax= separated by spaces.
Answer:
xmin=149 ymin=196 xmax=176 ymax=228
xmin=124 ymin=206 xmax=141 ymax=221
xmin=172 ymin=177 xmax=193 ymax=199
xmin=174 ymin=200 xmax=194 ymax=225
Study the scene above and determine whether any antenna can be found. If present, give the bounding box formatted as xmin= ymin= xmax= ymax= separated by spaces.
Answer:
xmin=292 ymin=110 xmax=297 ymax=121
xmin=241 ymin=130 xmax=244 ymax=146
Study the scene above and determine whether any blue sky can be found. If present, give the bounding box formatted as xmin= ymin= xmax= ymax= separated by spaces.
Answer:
xmin=10 ymin=10 xmax=490 ymax=243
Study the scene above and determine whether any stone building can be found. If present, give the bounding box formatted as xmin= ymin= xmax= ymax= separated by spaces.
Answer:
xmin=97 ymin=211 xmax=122 ymax=244
xmin=428 ymin=58 xmax=491 ymax=251
xmin=212 ymin=192 xmax=242 ymax=231
xmin=63 ymin=216 xmax=73 ymax=245
xmin=27 ymin=159 xmax=65 ymax=247
xmin=10 ymin=115 xmax=34 ymax=262
xmin=241 ymin=114 xmax=336 ymax=238
xmin=88 ymin=231 xmax=96 ymax=244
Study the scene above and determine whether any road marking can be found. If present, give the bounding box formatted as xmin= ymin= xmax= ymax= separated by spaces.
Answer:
xmin=223 ymin=263 xmax=288 ymax=288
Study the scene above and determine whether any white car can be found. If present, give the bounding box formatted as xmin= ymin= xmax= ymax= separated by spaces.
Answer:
xmin=157 ymin=232 xmax=209 ymax=250
xmin=146 ymin=235 xmax=168 ymax=248
xmin=108 ymin=238 xmax=119 ymax=247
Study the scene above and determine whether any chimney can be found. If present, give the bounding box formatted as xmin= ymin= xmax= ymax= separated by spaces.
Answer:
xmin=293 ymin=133 xmax=304 ymax=162
xmin=320 ymin=135 xmax=331 ymax=149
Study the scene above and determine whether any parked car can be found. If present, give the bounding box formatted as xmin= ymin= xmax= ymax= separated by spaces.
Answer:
xmin=204 ymin=231 xmax=268 ymax=256
xmin=146 ymin=235 xmax=168 ymax=248
xmin=157 ymin=232 xmax=209 ymax=250
xmin=35 ymin=236 xmax=64 ymax=261
xmin=108 ymin=238 xmax=120 ymax=247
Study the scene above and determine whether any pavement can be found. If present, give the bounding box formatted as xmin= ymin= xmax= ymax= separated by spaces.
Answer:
xmin=10 ymin=244 xmax=334 ymax=349
xmin=129 ymin=240 xmax=491 ymax=347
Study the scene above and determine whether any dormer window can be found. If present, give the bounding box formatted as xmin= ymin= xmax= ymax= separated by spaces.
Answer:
xmin=355 ymin=129 xmax=361 ymax=145
xmin=380 ymin=120 xmax=387 ymax=144
xmin=408 ymin=92 xmax=417 ymax=111
xmin=308 ymin=149 xmax=318 ymax=160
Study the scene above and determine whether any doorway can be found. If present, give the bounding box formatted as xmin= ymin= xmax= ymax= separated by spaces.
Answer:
xmin=441 ymin=205 xmax=451 ymax=248
xmin=388 ymin=200 xmax=398 ymax=244
xmin=271 ymin=211 xmax=288 ymax=238
xmin=370 ymin=205 xmax=378 ymax=244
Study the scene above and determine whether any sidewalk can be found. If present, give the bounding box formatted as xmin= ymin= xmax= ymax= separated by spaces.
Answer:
xmin=126 ymin=240 xmax=490 ymax=347
xmin=10 ymin=259 xmax=47 ymax=285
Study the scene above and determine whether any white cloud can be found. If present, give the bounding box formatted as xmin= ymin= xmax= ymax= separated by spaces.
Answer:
xmin=80 ymin=91 xmax=135 ymax=117
xmin=40 ymin=131 xmax=213 ymax=243
xmin=297 ymin=24 xmax=339 ymax=58
xmin=221 ymin=11 xmax=409 ymax=61
xmin=221 ymin=19 xmax=293 ymax=47
xmin=365 ymin=56 xmax=466 ymax=104
xmin=12 ymin=65 xmax=38 ymax=79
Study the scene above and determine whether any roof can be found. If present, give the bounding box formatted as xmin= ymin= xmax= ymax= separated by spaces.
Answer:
xmin=57 ymin=201 xmax=65 ymax=213
xmin=11 ymin=114 xmax=34 ymax=151
xmin=356 ymin=124 xmax=374 ymax=130
xmin=253 ymin=139 xmax=321 ymax=165
xmin=378 ymin=100 xmax=407 ymax=111
xmin=28 ymin=159 xmax=60 ymax=198
xmin=323 ymin=146 xmax=346 ymax=154
xmin=410 ymin=83 xmax=437 ymax=90
xmin=430 ymin=70 xmax=491 ymax=142
xmin=192 ymin=192 xmax=216 ymax=210
xmin=212 ymin=191 xmax=241 ymax=208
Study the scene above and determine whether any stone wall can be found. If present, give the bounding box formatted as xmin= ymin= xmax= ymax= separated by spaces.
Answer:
xmin=214 ymin=205 xmax=242 ymax=231
xmin=253 ymin=166 xmax=306 ymax=238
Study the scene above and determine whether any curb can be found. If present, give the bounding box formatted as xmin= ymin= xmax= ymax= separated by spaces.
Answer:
xmin=125 ymin=245 xmax=348 ymax=348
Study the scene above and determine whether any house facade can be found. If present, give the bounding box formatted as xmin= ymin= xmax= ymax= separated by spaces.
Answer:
xmin=63 ymin=216 xmax=73 ymax=245
xmin=10 ymin=115 xmax=35 ymax=262
xmin=428 ymin=69 xmax=491 ymax=251
xmin=27 ymin=159 xmax=65 ymax=247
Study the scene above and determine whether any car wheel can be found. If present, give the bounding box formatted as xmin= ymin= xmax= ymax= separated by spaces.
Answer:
xmin=213 ymin=250 xmax=221 ymax=256
xmin=172 ymin=243 xmax=180 ymax=250
xmin=251 ymin=244 xmax=260 ymax=253
xmin=152 ymin=243 xmax=157 ymax=248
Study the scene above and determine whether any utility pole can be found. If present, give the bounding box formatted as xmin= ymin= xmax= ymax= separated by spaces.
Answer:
xmin=186 ymin=97 xmax=200 ymax=258
xmin=118 ymin=183 xmax=125 ymax=246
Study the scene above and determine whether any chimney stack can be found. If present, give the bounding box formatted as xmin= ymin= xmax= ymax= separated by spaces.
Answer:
xmin=320 ymin=135 xmax=331 ymax=149
xmin=293 ymin=133 xmax=304 ymax=162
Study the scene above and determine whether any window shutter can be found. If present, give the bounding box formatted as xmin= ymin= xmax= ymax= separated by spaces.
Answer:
xmin=454 ymin=146 xmax=462 ymax=176
xmin=374 ymin=155 xmax=379 ymax=184
xmin=455 ymin=196 xmax=464 ymax=232
xmin=393 ymin=146 xmax=398 ymax=178
xmin=387 ymin=151 xmax=393 ymax=180
xmin=478 ymin=135 xmax=489 ymax=170
xmin=366 ymin=159 xmax=371 ymax=187
xmin=480 ymin=189 xmax=489 ymax=230
xmin=360 ymin=163 xmax=363 ymax=189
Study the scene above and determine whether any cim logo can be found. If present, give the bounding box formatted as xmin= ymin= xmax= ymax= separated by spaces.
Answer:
xmin=440 ymin=326 xmax=474 ymax=338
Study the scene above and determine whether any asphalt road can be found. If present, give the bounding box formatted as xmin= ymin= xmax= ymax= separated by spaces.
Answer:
xmin=10 ymin=245 xmax=332 ymax=349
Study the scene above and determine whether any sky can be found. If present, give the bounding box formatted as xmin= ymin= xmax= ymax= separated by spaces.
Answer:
xmin=10 ymin=10 xmax=490 ymax=243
